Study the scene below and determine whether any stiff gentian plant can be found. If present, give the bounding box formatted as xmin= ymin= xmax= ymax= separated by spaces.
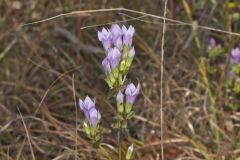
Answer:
xmin=227 ymin=48 xmax=240 ymax=109
xmin=79 ymin=24 xmax=138 ymax=160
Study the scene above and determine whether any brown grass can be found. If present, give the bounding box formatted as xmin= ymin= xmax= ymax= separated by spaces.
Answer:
xmin=0 ymin=0 xmax=240 ymax=159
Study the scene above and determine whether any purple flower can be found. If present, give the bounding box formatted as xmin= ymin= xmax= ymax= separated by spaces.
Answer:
xmin=111 ymin=24 xmax=121 ymax=39
xmin=209 ymin=38 xmax=216 ymax=47
xmin=125 ymin=83 xmax=140 ymax=104
xmin=129 ymin=47 xmax=135 ymax=58
xmin=117 ymin=91 xmax=124 ymax=103
xmin=122 ymin=25 xmax=135 ymax=46
xmin=111 ymin=24 xmax=122 ymax=48
xmin=88 ymin=107 xmax=101 ymax=126
xmin=98 ymin=28 xmax=112 ymax=50
xmin=79 ymin=96 xmax=101 ymax=126
xmin=230 ymin=48 xmax=240 ymax=64
xmin=107 ymin=47 xmax=121 ymax=69
xmin=102 ymin=57 xmax=111 ymax=74
xmin=102 ymin=47 xmax=121 ymax=74
xmin=79 ymin=96 xmax=95 ymax=114
xmin=228 ymin=70 xmax=234 ymax=79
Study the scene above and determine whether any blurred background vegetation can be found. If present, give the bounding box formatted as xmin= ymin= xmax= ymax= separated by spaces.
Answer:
xmin=0 ymin=0 xmax=240 ymax=159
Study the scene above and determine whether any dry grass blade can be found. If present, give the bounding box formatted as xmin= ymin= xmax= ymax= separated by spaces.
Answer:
xmin=17 ymin=107 xmax=36 ymax=160
xmin=160 ymin=1 xmax=168 ymax=159
xmin=1 ymin=1 xmax=239 ymax=159
xmin=0 ymin=39 xmax=16 ymax=60
xmin=22 ymin=8 xmax=240 ymax=37
xmin=72 ymin=74 xmax=78 ymax=160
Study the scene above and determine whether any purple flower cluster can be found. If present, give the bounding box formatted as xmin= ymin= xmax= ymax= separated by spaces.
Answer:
xmin=117 ymin=83 xmax=140 ymax=105
xmin=79 ymin=96 xmax=101 ymax=126
xmin=230 ymin=48 xmax=240 ymax=64
xmin=98 ymin=24 xmax=135 ymax=50
xmin=98 ymin=24 xmax=135 ymax=79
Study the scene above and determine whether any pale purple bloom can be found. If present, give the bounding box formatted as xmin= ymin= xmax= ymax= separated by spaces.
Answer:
xmin=102 ymin=57 xmax=111 ymax=74
xmin=79 ymin=96 xmax=95 ymax=115
xmin=228 ymin=70 xmax=234 ymax=79
xmin=102 ymin=47 xmax=121 ymax=74
xmin=230 ymin=48 xmax=240 ymax=64
xmin=98 ymin=28 xmax=112 ymax=50
xmin=125 ymin=83 xmax=140 ymax=104
xmin=117 ymin=91 xmax=124 ymax=103
xmin=107 ymin=47 xmax=121 ymax=69
xmin=209 ymin=38 xmax=216 ymax=47
xmin=122 ymin=25 xmax=135 ymax=46
xmin=79 ymin=96 xmax=101 ymax=126
xmin=110 ymin=24 xmax=122 ymax=48
xmin=122 ymin=25 xmax=127 ymax=35
xmin=88 ymin=107 xmax=101 ymax=126
xmin=111 ymin=24 xmax=121 ymax=40
xmin=129 ymin=47 xmax=135 ymax=58
xmin=114 ymin=36 xmax=123 ymax=49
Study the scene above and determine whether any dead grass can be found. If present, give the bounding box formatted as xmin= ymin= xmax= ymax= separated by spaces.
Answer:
xmin=0 ymin=0 xmax=240 ymax=159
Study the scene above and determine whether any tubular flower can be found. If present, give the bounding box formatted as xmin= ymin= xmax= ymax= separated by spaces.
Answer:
xmin=230 ymin=48 xmax=240 ymax=64
xmin=122 ymin=25 xmax=135 ymax=46
xmin=228 ymin=70 xmax=234 ymax=79
xmin=88 ymin=107 xmax=101 ymax=126
xmin=79 ymin=96 xmax=101 ymax=126
xmin=107 ymin=47 xmax=121 ymax=69
xmin=110 ymin=24 xmax=123 ymax=49
xmin=209 ymin=38 xmax=216 ymax=47
xmin=102 ymin=57 xmax=111 ymax=74
xmin=128 ymin=47 xmax=135 ymax=58
xmin=125 ymin=83 xmax=140 ymax=104
xmin=101 ymin=47 xmax=121 ymax=74
xmin=117 ymin=90 xmax=124 ymax=104
xmin=98 ymin=28 xmax=112 ymax=50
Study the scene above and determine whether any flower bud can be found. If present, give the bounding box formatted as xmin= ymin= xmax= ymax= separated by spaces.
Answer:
xmin=125 ymin=103 xmax=132 ymax=113
xmin=117 ymin=91 xmax=124 ymax=113
xmin=126 ymin=144 xmax=134 ymax=160
xmin=125 ymin=83 xmax=140 ymax=105
xmin=117 ymin=91 xmax=124 ymax=103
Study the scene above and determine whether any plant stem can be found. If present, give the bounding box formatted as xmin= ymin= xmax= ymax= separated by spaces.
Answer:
xmin=118 ymin=128 xmax=122 ymax=160
xmin=199 ymin=58 xmax=220 ymax=151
